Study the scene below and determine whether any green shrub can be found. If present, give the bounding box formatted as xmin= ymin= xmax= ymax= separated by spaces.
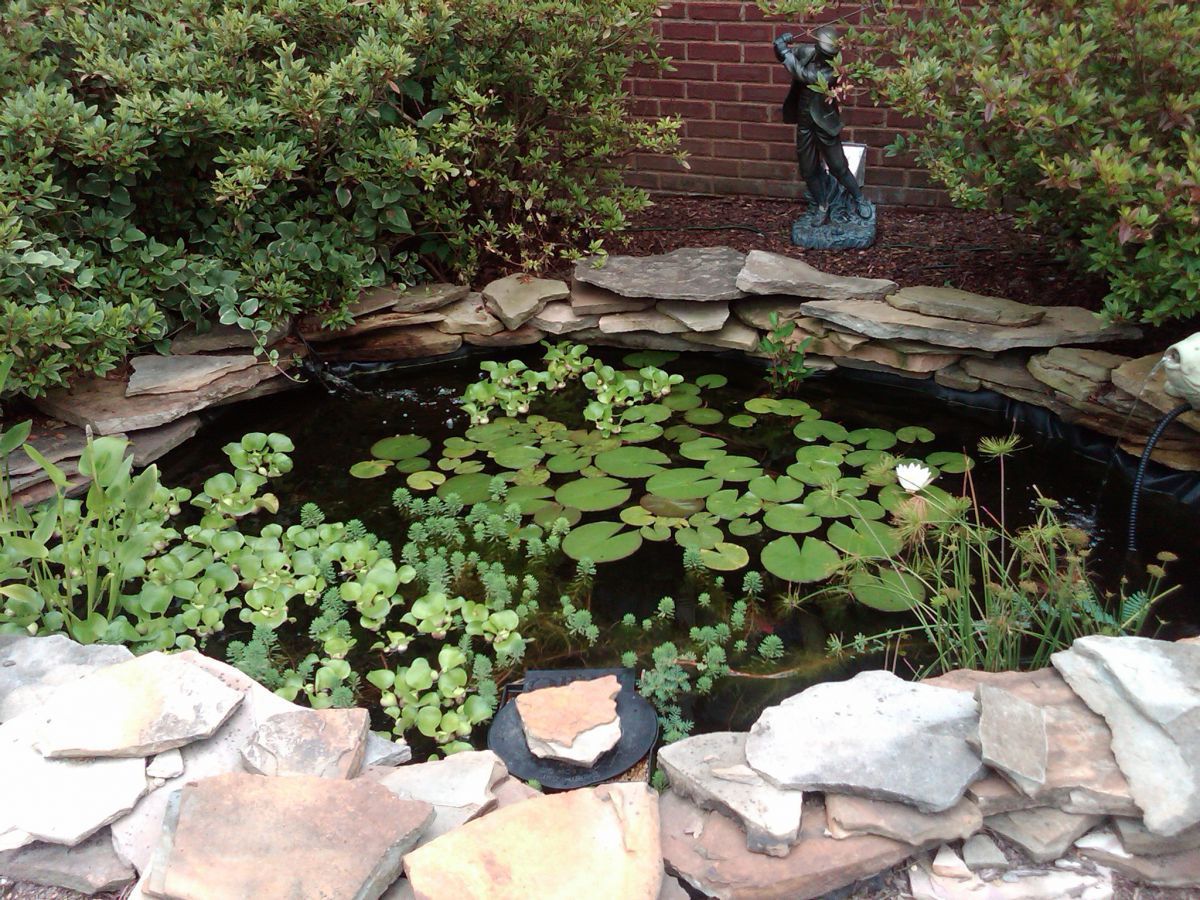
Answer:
xmin=0 ymin=0 xmax=678 ymax=397
xmin=760 ymin=0 xmax=1200 ymax=324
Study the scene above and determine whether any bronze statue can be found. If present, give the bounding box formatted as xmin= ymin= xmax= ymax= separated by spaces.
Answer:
xmin=773 ymin=26 xmax=876 ymax=248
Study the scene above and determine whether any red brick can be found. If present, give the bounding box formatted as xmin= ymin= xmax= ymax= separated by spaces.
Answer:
xmin=658 ymin=172 xmax=717 ymax=194
xmin=631 ymin=99 xmax=660 ymax=117
xmin=685 ymin=119 xmax=741 ymax=139
xmin=741 ymin=83 xmax=786 ymax=104
xmin=715 ymin=102 xmax=770 ymax=122
xmin=626 ymin=171 xmax=660 ymax=190
xmin=633 ymin=78 xmax=685 ymax=98
xmin=867 ymin=167 xmax=908 ymax=187
xmin=661 ymin=61 xmax=716 ymax=81
xmin=717 ymin=22 xmax=774 ymax=42
xmin=679 ymin=137 xmax=715 ymax=156
xmin=739 ymin=159 xmax=796 ymax=180
xmin=766 ymin=142 xmax=798 ymax=161
xmin=886 ymin=111 xmax=926 ymax=130
xmin=629 ymin=152 xmax=682 ymax=172
xmin=739 ymin=122 xmax=792 ymax=142
xmin=661 ymin=21 xmax=717 ymax=41
xmin=742 ymin=43 xmax=780 ymax=64
xmin=688 ymin=41 xmax=743 ymax=62
xmin=687 ymin=81 xmax=741 ymax=101
xmin=717 ymin=62 xmax=772 ymax=82
xmin=658 ymin=41 xmax=688 ymax=59
xmin=770 ymin=66 xmax=794 ymax=85
xmin=843 ymin=106 xmax=887 ymax=127
xmin=687 ymin=156 xmax=741 ymax=176
xmin=656 ymin=1 xmax=689 ymax=17
xmin=713 ymin=139 xmax=768 ymax=160
xmin=661 ymin=99 xmax=715 ymax=119
xmin=687 ymin=2 xmax=744 ymax=21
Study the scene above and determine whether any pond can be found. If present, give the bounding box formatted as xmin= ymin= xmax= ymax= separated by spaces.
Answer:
xmin=156 ymin=346 xmax=1199 ymax=751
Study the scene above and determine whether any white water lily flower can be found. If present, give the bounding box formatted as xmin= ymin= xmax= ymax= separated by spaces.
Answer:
xmin=895 ymin=462 xmax=935 ymax=493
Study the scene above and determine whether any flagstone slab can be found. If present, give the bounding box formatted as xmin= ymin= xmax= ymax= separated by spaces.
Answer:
xmin=1113 ymin=816 xmax=1200 ymax=856
xmin=0 ymin=829 xmax=135 ymax=895
xmin=5 ymin=423 xmax=90 ymax=478
xmin=908 ymin=859 xmax=1112 ymax=899
xmin=683 ymin=319 xmax=760 ymax=352
xmin=985 ymin=807 xmax=1104 ymax=863
xmin=33 ymin=651 xmax=244 ymax=759
xmin=569 ymin=328 xmax=701 ymax=353
xmin=599 ymin=310 xmax=691 ymax=335
xmin=482 ymin=274 xmax=569 ymax=329
xmin=745 ymin=670 xmax=983 ymax=813
xmin=404 ymin=783 xmax=662 ymax=900
xmin=301 ymin=311 xmax=446 ymax=342
xmin=464 ymin=325 xmax=546 ymax=348
xmin=797 ymin=298 xmax=1140 ymax=352
xmin=736 ymin=251 xmax=896 ymax=301
xmin=1111 ymin=354 xmax=1200 ymax=434
xmin=376 ymin=750 xmax=508 ymax=843
xmin=570 ymin=281 xmax=655 ymax=316
xmin=657 ymin=300 xmax=730 ymax=332
xmin=1076 ymin=828 xmax=1200 ymax=888
xmin=241 ymin=708 xmax=369 ymax=779
xmin=436 ymin=294 xmax=505 ymax=335
xmin=961 ymin=833 xmax=1009 ymax=871
xmin=576 ymin=247 xmax=747 ymax=302
xmin=658 ymin=731 xmax=805 ymax=857
xmin=733 ymin=297 xmax=808 ymax=330
xmin=169 ymin=321 xmax=287 ymax=354
xmin=928 ymin=667 xmax=1137 ymax=816
xmin=129 ymin=416 xmax=202 ymax=467
xmin=885 ymin=286 xmax=1046 ymax=327
xmin=127 ymin=355 xmax=258 ymax=397
xmin=531 ymin=301 xmax=601 ymax=335
xmin=364 ymin=732 xmax=413 ymax=768
xmin=317 ymin=326 xmax=462 ymax=362
xmin=826 ymin=794 xmax=982 ymax=847
xmin=976 ymin=684 xmax=1047 ymax=795
xmin=516 ymin=675 xmax=621 ymax=767
xmin=146 ymin=750 xmax=184 ymax=780
xmin=0 ymin=635 xmax=132 ymax=725
xmin=660 ymin=790 xmax=914 ymax=900
xmin=36 ymin=364 xmax=281 ymax=434
xmin=390 ymin=283 xmax=471 ymax=314
xmin=145 ymin=773 xmax=432 ymax=900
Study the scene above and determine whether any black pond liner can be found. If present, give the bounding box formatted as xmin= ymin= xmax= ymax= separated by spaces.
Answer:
xmin=486 ymin=667 xmax=659 ymax=790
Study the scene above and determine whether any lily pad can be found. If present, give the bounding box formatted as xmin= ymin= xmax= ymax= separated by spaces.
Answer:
xmin=505 ymin=484 xmax=555 ymax=513
xmin=662 ymin=392 xmax=701 ymax=412
xmin=897 ymin=426 xmax=936 ymax=443
xmin=626 ymin=403 xmax=673 ymax=425
xmin=437 ymin=472 xmax=495 ymax=504
xmin=793 ymin=420 xmax=849 ymax=442
xmin=926 ymin=450 xmax=974 ymax=474
xmin=728 ymin=517 xmax=763 ymax=537
xmin=795 ymin=445 xmax=845 ymax=467
xmin=679 ymin=437 xmax=727 ymax=461
xmin=620 ymin=506 xmax=657 ymax=527
xmin=646 ymin=468 xmax=724 ymax=501
xmin=847 ymin=428 xmax=898 ymax=450
xmin=761 ymin=536 xmax=843 ymax=583
xmin=748 ymin=475 xmax=804 ymax=503
xmin=492 ymin=445 xmax=546 ymax=469
xmin=773 ymin=398 xmax=816 ymax=418
xmin=850 ymin=568 xmax=926 ymax=611
xmin=640 ymin=493 xmax=704 ymax=517
xmin=696 ymin=374 xmax=728 ymax=389
xmin=664 ymin=424 xmax=702 ymax=443
xmin=700 ymin=542 xmax=750 ymax=571
xmin=442 ymin=437 xmax=478 ymax=458
xmin=623 ymin=350 xmax=678 ymax=367
xmin=547 ymin=452 xmax=588 ymax=474
xmin=394 ymin=456 xmax=431 ymax=474
xmin=406 ymin=470 xmax=446 ymax=491
xmin=684 ymin=407 xmax=724 ymax=426
xmin=675 ymin=525 xmax=723 ymax=551
xmin=844 ymin=448 xmax=888 ymax=469
xmin=511 ymin=467 xmax=551 ymax=487
xmin=744 ymin=397 xmax=779 ymax=414
xmin=556 ymin=476 xmax=632 ymax=512
xmin=762 ymin=503 xmax=822 ymax=534
xmin=641 ymin=522 xmax=674 ymax=542
xmin=533 ymin=503 xmax=581 ymax=528
xmin=707 ymin=489 xmax=763 ymax=520
xmin=350 ymin=459 xmax=392 ymax=479
xmin=786 ymin=462 xmax=840 ymax=486
xmin=727 ymin=414 xmax=757 ymax=428
xmin=595 ymin=446 xmax=671 ymax=478
xmin=617 ymin=423 xmax=664 ymax=444
xmin=371 ymin=434 xmax=432 ymax=461
xmin=703 ymin=454 xmax=761 ymax=482
xmin=562 ymin=521 xmax=643 ymax=563
xmin=827 ymin=519 xmax=901 ymax=559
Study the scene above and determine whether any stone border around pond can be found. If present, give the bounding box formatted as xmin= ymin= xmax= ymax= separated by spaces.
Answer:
xmin=3 ymin=633 xmax=1199 ymax=898
xmin=17 ymin=247 xmax=1199 ymax=507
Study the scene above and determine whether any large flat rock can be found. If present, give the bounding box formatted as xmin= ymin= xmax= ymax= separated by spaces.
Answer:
xmin=129 ymin=416 xmax=202 ymax=467
xmin=464 ymin=325 xmax=546 ymax=348
xmin=404 ymin=783 xmax=661 ymax=900
xmin=145 ymin=773 xmax=433 ymax=900
xmin=126 ymin=355 xmax=258 ymax=397
xmin=683 ymin=319 xmax=760 ymax=352
xmin=568 ymin=328 xmax=702 ymax=353
xmin=316 ymin=326 xmax=462 ymax=362
xmin=928 ymin=667 xmax=1137 ymax=816
xmin=976 ymin=684 xmax=1048 ymax=795
xmin=575 ymin=247 xmax=747 ymax=302
xmin=531 ymin=301 xmax=600 ymax=335
xmin=241 ymin=708 xmax=369 ymax=779
xmin=482 ymin=274 xmax=569 ymax=329
xmin=797 ymin=298 xmax=1140 ymax=351
xmin=1111 ymin=353 xmax=1200 ymax=434
xmin=745 ymin=670 xmax=983 ymax=813
xmin=736 ymin=251 xmax=897 ymax=301
xmin=389 ymin=283 xmax=471 ymax=314
xmin=660 ymin=790 xmax=914 ymax=900
xmin=516 ymin=675 xmax=621 ymax=767
xmin=569 ymin=281 xmax=655 ymax=316
xmin=436 ymin=293 xmax=505 ymax=335
xmin=599 ymin=310 xmax=690 ymax=335
xmin=1076 ymin=828 xmax=1200 ymax=888
xmin=301 ymin=311 xmax=447 ymax=342
xmin=1052 ymin=636 xmax=1200 ymax=835
xmin=1113 ymin=816 xmax=1200 ymax=857
xmin=168 ymin=321 xmax=286 ymax=354
xmin=0 ymin=829 xmax=135 ymax=895
xmin=886 ymin=286 xmax=1045 ymax=327
xmin=985 ymin=806 xmax=1104 ymax=862
xmin=908 ymin=858 xmax=1112 ymax=899
xmin=657 ymin=300 xmax=730 ymax=332
xmin=658 ymin=732 xmax=804 ymax=857
xmin=33 ymin=651 xmax=244 ymax=759
xmin=825 ymin=794 xmax=981 ymax=847
xmin=374 ymin=750 xmax=507 ymax=844
xmin=0 ymin=635 xmax=132 ymax=725
xmin=36 ymin=364 xmax=281 ymax=434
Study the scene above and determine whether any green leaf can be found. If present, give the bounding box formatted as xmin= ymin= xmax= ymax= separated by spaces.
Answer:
xmin=350 ymin=460 xmax=392 ymax=479
xmin=699 ymin=542 xmax=749 ymax=571
xmin=897 ymin=426 xmax=935 ymax=443
xmin=0 ymin=420 xmax=32 ymax=456
xmin=926 ymin=451 xmax=974 ymax=473
xmin=728 ymin=517 xmax=763 ymax=537
xmin=562 ymin=521 xmax=643 ymax=563
xmin=849 ymin=568 xmax=926 ymax=611
xmin=555 ymin=476 xmax=631 ymax=512
xmin=684 ymin=407 xmax=724 ymax=425
xmin=492 ymin=445 xmax=545 ymax=469
xmin=762 ymin=503 xmax=822 ymax=534
xmin=793 ymin=420 xmax=849 ymax=442
xmin=371 ymin=435 xmax=432 ymax=461
xmin=594 ymin=447 xmax=671 ymax=478
xmin=437 ymin=472 xmax=495 ymax=504
xmin=703 ymin=455 xmax=762 ymax=482
xmin=706 ymin=489 xmax=762 ymax=520
xmin=761 ymin=536 xmax=842 ymax=583
xmin=533 ymin=503 xmax=581 ymax=528
xmin=727 ymin=414 xmax=757 ymax=428
xmin=748 ymin=475 xmax=804 ymax=503
xmin=827 ymin=520 xmax=902 ymax=559
xmin=847 ymin=428 xmax=898 ymax=450
xmin=678 ymin=437 xmax=727 ymax=461
xmin=646 ymin=468 xmax=723 ymax=501
xmin=406 ymin=470 xmax=446 ymax=491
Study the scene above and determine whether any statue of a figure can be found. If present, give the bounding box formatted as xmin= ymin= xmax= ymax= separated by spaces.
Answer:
xmin=773 ymin=26 xmax=877 ymax=249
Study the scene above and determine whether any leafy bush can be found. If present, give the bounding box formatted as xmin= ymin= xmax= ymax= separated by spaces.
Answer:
xmin=0 ymin=0 xmax=678 ymax=397
xmin=760 ymin=0 xmax=1200 ymax=324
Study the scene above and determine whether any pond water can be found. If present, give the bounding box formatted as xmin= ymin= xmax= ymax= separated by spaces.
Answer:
xmin=157 ymin=348 xmax=1199 ymax=739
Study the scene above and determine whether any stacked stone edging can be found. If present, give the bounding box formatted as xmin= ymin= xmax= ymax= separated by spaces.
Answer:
xmin=18 ymin=246 xmax=1197 ymax=507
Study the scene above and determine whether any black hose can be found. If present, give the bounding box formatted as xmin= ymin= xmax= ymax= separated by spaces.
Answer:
xmin=1128 ymin=403 xmax=1193 ymax=552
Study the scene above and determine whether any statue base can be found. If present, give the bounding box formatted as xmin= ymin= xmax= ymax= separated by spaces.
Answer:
xmin=791 ymin=195 xmax=877 ymax=251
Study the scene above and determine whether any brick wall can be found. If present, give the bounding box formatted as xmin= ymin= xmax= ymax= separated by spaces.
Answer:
xmin=626 ymin=0 xmax=947 ymax=206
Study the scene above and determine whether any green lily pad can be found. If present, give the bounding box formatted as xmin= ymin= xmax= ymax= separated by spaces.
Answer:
xmin=406 ymin=470 xmax=446 ymax=491
xmin=533 ymin=503 xmax=582 ymax=528
xmin=834 ymin=476 xmax=870 ymax=497
xmin=700 ymin=542 xmax=750 ymax=571
xmin=897 ymin=426 xmax=936 ymax=444
xmin=748 ymin=475 xmax=804 ymax=503
xmin=729 ymin=517 xmax=763 ymax=537
xmin=394 ymin=456 xmax=431 ymax=474
xmin=795 ymin=445 xmax=845 ymax=467
xmin=662 ymin=392 xmax=701 ymax=412
xmin=562 ymin=521 xmax=643 ymax=563
xmin=646 ymin=468 xmax=724 ymax=501
xmin=350 ymin=460 xmax=392 ymax=479
xmin=628 ymin=403 xmax=673 ymax=425
xmin=466 ymin=420 xmax=518 ymax=442
xmin=827 ymin=519 xmax=902 ymax=559
xmin=505 ymin=484 xmax=555 ymax=513
xmin=762 ymin=503 xmax=822 ymax=534
xmin=512 ymin=467 xmax=551 ymax=487
xmin=786 ymin=462 xmax=840 ymax=486
xmin=728 ymin=414 xmax=757 ymax=428
xmin=847 ymin=428 xmax=898 ymax=450
xmin=703 ymin=455 xmax=761 ymax=482
xmin=687 ymin=511 xmax=720 ymax=529
xmin=617 ymin=423 xmax=665 ymax=444
xmin=805 ymin=492 xmax=886 ymax=520
xmin=744 ymin=397 xmax=779 ymax=414
xmin=595 ymin=446 xmax=671 ymax=478
xmin=845 ymin=448 xmax=888 ymax=469
xmin=850 ymin=568 xmax=926 ymax=611
xmin=620 ymin=506 xmax=657 ymax=527
xmin=442 ymin=437 xmax=478 ymax=458
xmin=556 ymin=476 xmax=632 ymax=512
xmin=774 ymin=398 xmax=816 ymax=418
xmin=793 ymin=420 xmax=849 ymax=442
xmin=684 ymin=407 xmax=724 ymax=426
xmin=640 ymin=493 xmax=704 ymax=517
xmin=641 ymin=522 xmax=673 ymax=542
xmin=547 ymin=452 xmax=587 ymax=474
xmin=664 ymin=425 xmax=702 ymax=443
xmin=707 ymin=489 xmax=763 ymax=520
xmin=926 ymin=450 xmax=974 ymax=474
xmin=696 ymin=374 xmax=728 ymax=389
xmin=437 ymin=472 xmax=495 ymax=504
xmin=623 ymin=351 xmax=678 ymax=367
xmin=676 ymin=525 xmax=723 ymax=551
xmin=761 ymin=536 xmax=843 ymax=583
xmin=371 ymin=434 xmax=432 ymax=461
xmin=679 ymin=437 xmax=727 ymax=461
xmin=492 ymin=445 xmax=545 ymax=469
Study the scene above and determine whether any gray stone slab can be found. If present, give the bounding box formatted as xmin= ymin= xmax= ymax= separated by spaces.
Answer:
xmin=0 ymin=829 xmax=135 ymax=895
xmin=129 ymin=416 xmax=201 ymax=467
xmin=908 ymin=859 xmax=1112 ymax=899
xmin=568 ymin=328 xmax=702 ymax=353
xmin=436 ymin=293 xmax=505 ymax=335
xmin=977 ymin=684 xmax=1048 ymax=795
xmin=798 ymin=298 xmax=1140 ymax=352
xmin=482 ymin=274 xmax=569 ymax=329
xmin=656 ymin=300 xmax=730 ymax=333
xmin=169 ymin=322 xmax=287 ymax=354
xmin=986 ymin=807 xmax=1104 ymax=863
xmin=576 ymin=247 xmax=747 ymax=302
xmin=375 ymin=750 xmax=507 ymax=845
xmin=363 ymin=732 xmax=412 ymax=768
xmin=658 ymin=731 xmax=804 ymax=857
xmin=961 ymin=833 xmax=1009 ymax=871
xmin=530 ymin=301 xmax=601 ymax=335
xmin=599 ymin=310 xmax=690 ymax=335
xmin=241 ymin=708 xmax=369 ymax=779
xmin=736 ymin=250 xmax=896 ymax=301
xmin=1113 ymin=816 xmax=1200 ymax=857
xmin=464 ymin=325 xmax=546 ymax=348
xmin=745 ymin=670 xmax=983 ymax=813
xmin=300 ymin=311 xmax=446 ymax=342
xmin=569 ymin=281 xmax=655 ymax=315
xmin=1112 ymin=354 xmax=1200 ymax=434
xmin=886 ymin=286 xmax=1046 ymax=327
xmin=0 ymin=635 xmax=132 ymax=725
xmin=1052 ymin=636 xmax=1200 ymax=836
xmin=826 ymin=794 xmax=982 ymax=847
xmin=126 ymin=355 xmax=258 ymax=397
xmin=683 ymin=319 xmax=761 ymax=352
xmin=4 ymin=423 xmax=90 ymax=478
xmin=1077 ymin=828 xmax=1200 ymax=888
xmin=316 ymin=326 xmax=462 ymax=362
xmin=390 ymin=283 xmax=471 ymax=314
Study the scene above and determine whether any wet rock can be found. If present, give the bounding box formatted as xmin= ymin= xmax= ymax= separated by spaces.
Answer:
xmin=976 ymin=684 xmax=1047 ymax=795
xmin=241 ymin=708 xmax=369 ymax=779
xmin=735 ymin=251 xmax=896 ymax=301
xmin=796 ymin=299 xmax=1140 ymax=352
xmin=436 ymin=293 xmax=505 ymax=335
xmin=1027 ymin=347 xmax=1126 ymax=404
xmin=935 ymin=365 xmax=983 ymax=392
xmin=660 ymin=790 xmax=914 ymax=900
xmin=0 ymin=829 xmax=135 ymax=895
xmin=657 ymin=300 xmax=730 ymax=332
xmin=745 ymin=670 xmax=983 ymax=813
xmin=169 ymin=321 xmax=286 ymax=354
xmin=364 ymin=732 xmax=413 ymax=768
xmin=908 ymin=860 xmax=1112 ymax=899
xmin=1111 ymin=354 xmax=1200 ymax=434
xmin=569 ymin=328 xmax=701 ymax=353
xmin=3 ymin=423 xmax=90 ymax=478
xmin=126 ymin=355 xmax=258 ymax=397
xmin=128 ymin=416 xmax=202 ymax=467
xmin=658 ymin=732 xmax=804 ymax=857
xmin=985 ymin=807 xmax=1104 ymax=863
xmin=515 ymin=675 xmax=621 ymax=767
xmin=576 ymin=247 xmax=747 ymax=302
xmin=1051 ymin=635 xmax=1200 ymax=835
xmin=405 ymin=783 xmax=661 ymax=900
xmin=0 ymin=636 xmax=132 ymax=725
xmin=599 ymin=310 xmax=690 ymax=335
xmin=301 ymin=311 xmax=447 ymax=342
xmin=961 ymin=833 xmax=1009 ymax=871
xmin=1112 ymin=816 xmax=1200 ymax=856
xmin=35 ymin=364 xmax=281 ymax=434
xmin=825 ymin=794 xmax=982 ymax=847
xmin=885 ymin=286 xmax=1046 ymax=327
xmin=482 ymin=274 xmax=569 ymax=329
xmin=390 ymin=283 xmax=471 ymax=314
xmin=317 ymin=326 xmax=462 ymax=362
xmin=1076 ymin=828 xmax=1200 ymax=888
xmin=464 ymin=325 xmax=546 ymax=348
xmin=144 ymin=773 xmax=432 ymax=900
xmin=821 ymin=340 xmax=960 ymax=374
xmin=530 ymin=301 xmax=600 ymax=335
xmin=375 ymin=750 xmax=507 ymax=843
xmin=33 ymin=651 xmax=244 ymax=759
xmin=569 ymin=281 xmax=654 ymax=316
xmin=683 ymin=319 xmax=761 ymax=352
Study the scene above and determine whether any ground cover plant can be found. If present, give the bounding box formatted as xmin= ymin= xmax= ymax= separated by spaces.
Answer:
xmin=0 ymin=0 xmax=678 ymax=397
xmin=759 ymin=0 xmax=1200 ymax=325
